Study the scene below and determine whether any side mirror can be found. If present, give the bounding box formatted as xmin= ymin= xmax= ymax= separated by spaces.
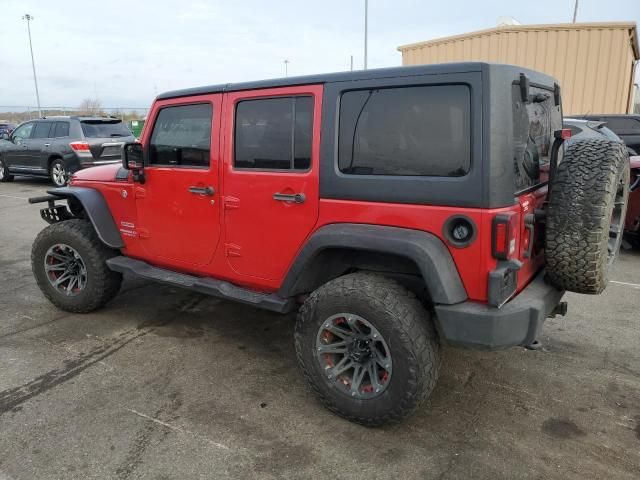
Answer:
xmin=122 ymin=142 xmax=145 ymax=183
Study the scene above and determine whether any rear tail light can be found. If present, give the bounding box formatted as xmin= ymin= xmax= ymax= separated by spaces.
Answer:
xmin=69 ymin=141 xmax=90 ymax=152
xmin=492 ymin=212 xmax=517 ymax=260
xmin=554 ymin=128 xmax=572 ymax=140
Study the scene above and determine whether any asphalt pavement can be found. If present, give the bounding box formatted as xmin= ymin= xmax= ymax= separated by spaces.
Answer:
xmin=1 ymin=178 xmax=639 ymax=480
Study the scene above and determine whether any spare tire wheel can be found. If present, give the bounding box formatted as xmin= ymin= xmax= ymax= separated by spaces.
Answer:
xmin=545 ymin=139 xmax=629 ymax=294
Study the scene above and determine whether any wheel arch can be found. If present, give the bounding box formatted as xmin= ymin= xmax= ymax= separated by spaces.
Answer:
xmin=46 ymin=186 xmax=124 ymax=249
xmin=48 ymin=154 xmax=63 ymax=166
xmin=278 ymin=224 xmax=467 ymax=305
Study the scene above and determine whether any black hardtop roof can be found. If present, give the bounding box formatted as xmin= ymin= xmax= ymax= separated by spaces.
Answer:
xmin=157 ymin=62 xmax=497 ymax=101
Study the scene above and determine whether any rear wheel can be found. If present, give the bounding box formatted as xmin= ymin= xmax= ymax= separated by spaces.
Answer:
xmin=0 ymin=158 xmax=14 ymax=182
xmin=294 ymin=273 xmax=440 ymax=426
xmin=50 ymin=158 xmax=68 ymax=187
xmin=31 ymin=219 xmax=122 ymax=313
xmin=546 ymin=139 xmax=630 ymax=293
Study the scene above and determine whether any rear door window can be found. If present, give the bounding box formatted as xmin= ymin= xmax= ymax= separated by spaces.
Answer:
xmin=81 ymin=120 xmax=131 ymax=138
xmin=32 ymin=122 xmax=53 ymax=139
xmin=149 ymin=103 xmax=212 ymax=167
xmin=234 ymin=96 xmax=313 ymax=170
xmin=338 ymin=85 xmax=471 ymax=176
xmin=53 ymin=122 xmax=70 ymax=138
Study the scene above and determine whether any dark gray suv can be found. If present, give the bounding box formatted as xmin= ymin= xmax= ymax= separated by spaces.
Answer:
xmin=0 ymin=116 xmax=135 ymax=186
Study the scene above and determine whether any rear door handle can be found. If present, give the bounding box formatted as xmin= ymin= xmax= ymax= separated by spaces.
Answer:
xmin=44 ymin=143 xmax=51 ymax=147
xmin=189 ymin=186 xmax=215 ymax=196
xmin=273 ymin=192 xmax=305 ymax=204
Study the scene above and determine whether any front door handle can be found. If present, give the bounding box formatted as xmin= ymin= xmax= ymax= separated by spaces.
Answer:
xmin=273 ymin=192 xmax=305 ymax=204
xmin=44 ymin=143 xmax=51 ymax=147
xmin=189 ymin=186 xmax=215 ymax=196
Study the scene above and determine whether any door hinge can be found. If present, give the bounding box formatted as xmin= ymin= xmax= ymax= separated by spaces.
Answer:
xmin=224 ymin=243 xmax=242 ymax=257
xmin=137 ymin=227 xmax=150 ymax=239
xmin=224 ymin=196 xmax=240 ymax=210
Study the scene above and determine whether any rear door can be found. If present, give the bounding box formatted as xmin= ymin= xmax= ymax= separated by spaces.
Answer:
xmin=222 ymin=85 xmax=321 ymax=280
xmin=512 ymin=82 xmax=562 ymax=282
xmin=28 ymin=121 xmax=53 ymax=169
xmin=79 ymin=119 xmax=135 ymax=163
xmin=135 ymin=96 xmax=222 ymax=267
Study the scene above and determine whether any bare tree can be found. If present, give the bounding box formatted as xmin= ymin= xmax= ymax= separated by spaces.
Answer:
xmin=78 ymin=98 xmax=103 ymax=116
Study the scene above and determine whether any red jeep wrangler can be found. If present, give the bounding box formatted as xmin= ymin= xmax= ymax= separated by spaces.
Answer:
xmin=28 ymin=63 xmax=629 ymax=426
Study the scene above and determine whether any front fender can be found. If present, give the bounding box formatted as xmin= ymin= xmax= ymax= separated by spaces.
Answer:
xmin=46 ymin=186 xmax=124 ymax=248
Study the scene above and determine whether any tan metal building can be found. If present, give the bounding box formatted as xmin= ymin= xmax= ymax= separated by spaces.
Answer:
xmin=398 ymin=22 xmax=639 ymax=115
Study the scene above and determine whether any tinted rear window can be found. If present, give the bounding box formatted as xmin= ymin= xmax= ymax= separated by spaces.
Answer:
xmin=338 ymin=85 xmax=471 ymax=176
xmin=81 ymin=120 xmax=131 ymax=138
xmin=234 ymin=96 xmax=313 ymax=170
xmin=512 ymin=85 xmax=562 ymax=192
xmin=53 ymin=122 xmax=70 ymax=138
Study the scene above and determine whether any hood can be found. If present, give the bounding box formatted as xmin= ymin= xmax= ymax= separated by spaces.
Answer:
xmin=71 ymin=163 xmax=126 ymax=183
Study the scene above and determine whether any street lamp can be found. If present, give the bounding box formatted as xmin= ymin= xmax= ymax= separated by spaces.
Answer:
xmin=364 ymin=0 xmax=368 ymax=70
xmin=22 ymin=14 xmax=42 ymax=117
xmin=284 ymin=59 xmax=290 ymax=77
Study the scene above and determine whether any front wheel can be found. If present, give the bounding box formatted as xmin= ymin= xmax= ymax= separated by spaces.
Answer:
xmin=31 ymin=219 xmax=122 ymax=313
xmin=294 ymin=273 xmax=441 ymax=426
xmin=50 ymin=158 xmax=68 ymax=187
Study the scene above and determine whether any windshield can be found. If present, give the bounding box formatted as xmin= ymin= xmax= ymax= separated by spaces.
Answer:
xmin=81 ymin=120 xmax=131 ymax=138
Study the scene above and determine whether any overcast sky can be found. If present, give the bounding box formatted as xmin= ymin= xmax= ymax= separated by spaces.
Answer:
xmin=0 ymin=0 xmax=638 ymax=109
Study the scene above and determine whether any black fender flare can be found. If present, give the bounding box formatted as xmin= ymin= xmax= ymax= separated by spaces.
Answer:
xmin=278 ymin=223 xmax=467 ymax=305
xmin=47 ymin=186 xmax=124 ymax=248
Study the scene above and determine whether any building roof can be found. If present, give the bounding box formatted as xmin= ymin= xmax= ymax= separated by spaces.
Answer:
xmin=397 ymin=22 xmax=639 ymax=61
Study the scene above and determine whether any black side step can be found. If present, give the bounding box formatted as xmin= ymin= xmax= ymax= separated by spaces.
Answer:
xmin=106 ymin=256 xmax=295 ymax=314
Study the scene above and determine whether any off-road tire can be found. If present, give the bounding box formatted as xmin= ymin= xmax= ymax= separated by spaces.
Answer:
xmin=0 ymin=158 xmax=14 ymax=182
xmin=32 ymin=219 xmax=122 ymax=313
xmin=546 ymin=139 xmax=630 ymax=293
xmin=294 ymin=272 xmax=440 ymax=426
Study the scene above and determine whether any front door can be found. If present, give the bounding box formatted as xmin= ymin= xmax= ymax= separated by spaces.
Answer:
xmin=222 ymin=86 xmax=322 ymax=281
xmin=5 ymin=122 xmax=35 ymax=169
xmin=135 ymin=97 xmax=222 ymax=267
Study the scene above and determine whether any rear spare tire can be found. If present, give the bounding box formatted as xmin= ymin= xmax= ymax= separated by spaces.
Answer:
xmin=546 ymin=139 xmax=629 ymax=294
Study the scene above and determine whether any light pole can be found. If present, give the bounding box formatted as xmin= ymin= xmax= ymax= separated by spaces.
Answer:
xmin=572 ymin=0 xmax=579 ymax=23
xmin=364 ymin=0 xmax=368 ymax=70
xmin=22 ymin=14 xmax=42 ymax=117
xmin=284 ymin=59 xmax=289 ymax=77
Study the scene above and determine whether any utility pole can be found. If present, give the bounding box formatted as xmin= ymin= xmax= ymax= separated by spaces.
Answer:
xmin=572 ymin=0 xmax=579 ymax=23
xmin=350 ymin=55 xmax=354 ymax=71
xmin=22 ymin=14 xmax=41 ymax=117
xmin=284 ymin=59 xmax=289 ymax=77
xmin=364 ymin=0 xmax=368 ymax=70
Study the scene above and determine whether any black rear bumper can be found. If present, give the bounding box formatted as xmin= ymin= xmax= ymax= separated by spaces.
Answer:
xmin=434 ymin=270 xmax=564 ymax=350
